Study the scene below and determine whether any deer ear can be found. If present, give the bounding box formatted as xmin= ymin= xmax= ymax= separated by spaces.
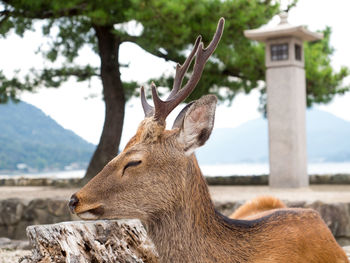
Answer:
xmin=176 ymin=95 xmax=217 ymax=155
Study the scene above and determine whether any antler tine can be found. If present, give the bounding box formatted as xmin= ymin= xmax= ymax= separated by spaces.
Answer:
xmin=143 ymin=36 xmax=201 ymax=119
xmin=153 ymin=18 xmax=225 ymax=123
xmin=141 ymin=86 xmax=154 ymax=117
xmin=151 ymin=82 xmax=163 ymax=110
xmin=167 ymin=36 xmax=202 ymax=100
xmin=170 ymin=18 xmax=224 ymax=106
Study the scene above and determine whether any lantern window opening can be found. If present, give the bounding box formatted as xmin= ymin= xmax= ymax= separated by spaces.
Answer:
xmin=295 ymin=44 xmax=302 ymax=61
xmin=271 ymin=43 xmax=289 ymax=61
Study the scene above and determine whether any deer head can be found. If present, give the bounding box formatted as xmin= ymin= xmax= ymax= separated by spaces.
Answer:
xmin=69 ymin=18 xmax=224 ymax=222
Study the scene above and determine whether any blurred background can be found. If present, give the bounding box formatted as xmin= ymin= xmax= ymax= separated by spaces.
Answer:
xmin=0 ymin=0 xmax=349 ymax=181
xmin=2 ymin=1 xmax=350 ymax=259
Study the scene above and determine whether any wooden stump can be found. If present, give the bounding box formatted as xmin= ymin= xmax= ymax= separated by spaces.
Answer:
xmin=21 ymin=219 xmax=159 ymax=263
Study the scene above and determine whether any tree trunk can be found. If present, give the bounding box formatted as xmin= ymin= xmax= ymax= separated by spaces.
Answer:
xmin=21 ymin=220 xmax=159 ymax=263
xmin=82 ymin=25 xmax=125 ymax=184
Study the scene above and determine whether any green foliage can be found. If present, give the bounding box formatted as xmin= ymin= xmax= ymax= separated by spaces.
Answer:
xmin=0 ymin=70 xmax=33 ymax=103
xmin=0 ymin=101 xmax=95 ymax=171
xmin=304 ymin=27 xmax=349 ymax=106
xmin=257 ymin=27 xmax=350 ymax=115
xmin=131 ymin=0 xmax=278 ymax=102
xmin=0 ymin=0 xmax=348 ymax=107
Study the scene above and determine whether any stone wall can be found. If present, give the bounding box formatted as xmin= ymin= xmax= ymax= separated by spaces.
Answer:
xmin=0 ymin=198 xmax=75 ymax=240
xmin=0 ymin=178 xmax=81 ymax=187
xmin=207 ymin=174 xmax=350 ymax=185
xmin=1 ymin=198 xmax=350 ymax=246
xmin=1 ymin=174 xmax=350 ymax=187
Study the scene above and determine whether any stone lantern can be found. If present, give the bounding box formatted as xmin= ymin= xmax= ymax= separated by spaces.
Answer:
xmin=244 ymin=13 xmax=323 ymax=188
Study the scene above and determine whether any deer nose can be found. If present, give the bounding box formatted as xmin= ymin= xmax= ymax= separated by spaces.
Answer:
xmin=68 ymin=194 xmax=79 ymax=213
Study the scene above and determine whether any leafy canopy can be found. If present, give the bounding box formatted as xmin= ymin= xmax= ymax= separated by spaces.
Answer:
xmin=0 ymin=0 xmax=348 ymax=110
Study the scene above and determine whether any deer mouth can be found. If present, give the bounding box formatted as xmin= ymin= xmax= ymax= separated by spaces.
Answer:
xmin=76 ymin=205 xmax=105 ymax=220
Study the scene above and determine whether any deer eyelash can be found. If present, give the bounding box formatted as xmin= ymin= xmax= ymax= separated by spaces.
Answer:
xmin=122 ymin=160 xmax=142 ymax=176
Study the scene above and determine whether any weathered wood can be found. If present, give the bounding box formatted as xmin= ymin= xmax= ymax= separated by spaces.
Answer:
xmin=343 ymin=246 xmax=350 ymax=259
xmin=21 ymin=220 xmax=158 ymax=263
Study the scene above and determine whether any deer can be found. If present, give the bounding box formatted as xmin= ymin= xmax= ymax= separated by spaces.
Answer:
xmin=69 ymin=18 xmax=348 ymax=263
xmin=229 ymin=196 xmax=287 ymax=220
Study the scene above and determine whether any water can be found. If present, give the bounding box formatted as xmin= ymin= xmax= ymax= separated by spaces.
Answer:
xmin=1 ymin=162 xmax=350 ymax=179
xmin=0 ymin=169 xmax=86 ymax=179
xmin=201 ymin=162 xmax=350 ymax=176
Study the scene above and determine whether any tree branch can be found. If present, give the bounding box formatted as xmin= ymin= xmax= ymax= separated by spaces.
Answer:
xmin=0 ymin=10 xmax=10 ymax=27
xmin=38 ymin=66 xmax=99 ymax=78
xmin=118 ymin=33 xmax=138 ymax=44
xmin=0 ymin=1 xmax=87 ymax=19
xmin=117 ymin=32 xmax=175 ymax=62
xmin=0 ymin=9 xmax=10 ymax=16
xmin=222 ymin=68 xmax=243 ymax=79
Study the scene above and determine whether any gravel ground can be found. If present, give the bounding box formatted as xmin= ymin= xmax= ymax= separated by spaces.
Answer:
xmin=2 ymin=185 xmax=350 ymax=203
xmin=210 ymin=185 xmax=350 ymax=204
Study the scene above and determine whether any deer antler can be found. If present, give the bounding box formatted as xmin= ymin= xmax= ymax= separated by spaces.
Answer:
xmin=141 ymin=18 xmax=225 ymax=124
xmin=140 ymin=35 xmax=201 ymax=118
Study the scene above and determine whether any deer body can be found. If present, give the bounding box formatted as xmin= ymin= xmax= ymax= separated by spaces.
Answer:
xmin=141 ymin=154 xmax=346 ymax=263
xmin=69 ymin=18 xmax=348 ymax=262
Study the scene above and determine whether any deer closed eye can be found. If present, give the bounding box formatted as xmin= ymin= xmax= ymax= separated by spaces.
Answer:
xmin=122 ymin=160 xmax=142 ymax=176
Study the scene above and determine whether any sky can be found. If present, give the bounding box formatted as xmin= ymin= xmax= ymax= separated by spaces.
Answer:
xmin=0 ymin=0 xmax=349 ymax=147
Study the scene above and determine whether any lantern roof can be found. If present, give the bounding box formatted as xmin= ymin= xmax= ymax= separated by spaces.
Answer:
xmin=244 ymin=13 xmax=323 ymax=42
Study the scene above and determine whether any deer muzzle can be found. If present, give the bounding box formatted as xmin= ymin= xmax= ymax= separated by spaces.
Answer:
xmin=68 ymin=194 xmax=79 ymax=214
xmin=68 ymin=193 xmax=105 ymax=220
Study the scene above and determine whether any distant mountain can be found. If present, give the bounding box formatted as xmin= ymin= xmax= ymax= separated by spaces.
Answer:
xmin=0 ymin=101 xmax=95 ymax=172
xmin=1 ymin=102 xmax=348 ymax=172
xmin=196 ymin=109 xmax=350 ymax=165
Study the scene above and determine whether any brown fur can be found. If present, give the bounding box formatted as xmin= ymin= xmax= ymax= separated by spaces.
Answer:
xmin=230 ymin=196 xmax=287 ymax=220
xmin=71 ymin=119 xmax=348 ymax=263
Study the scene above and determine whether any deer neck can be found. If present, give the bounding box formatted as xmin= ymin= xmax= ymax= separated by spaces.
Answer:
xmin=143 ymin=155 xmax=231 ymax=262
